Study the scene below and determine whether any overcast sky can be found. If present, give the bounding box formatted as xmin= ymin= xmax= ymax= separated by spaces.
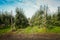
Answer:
xmin=0 ymin=0 xmax=60 ymax=18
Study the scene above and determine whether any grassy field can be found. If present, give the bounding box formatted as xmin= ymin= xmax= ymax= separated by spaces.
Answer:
xmin=0 ymin=27 xmax=11 ymax=36
xmin=16 ymin=26 xmax=46 ymax=34
xmin=0 ymin=26 xmax=60 ymax=40
xmin=16 ymin=26 xmax=60 ymax=34
xmin=47 ymin=26 xmax=60 ymax=33
xmin=0 ymin=26 xmax=60 ymax=35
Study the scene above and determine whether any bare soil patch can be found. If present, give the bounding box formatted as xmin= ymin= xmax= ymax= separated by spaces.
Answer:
xmin=0 ymin=33 xmax=60 ymax=40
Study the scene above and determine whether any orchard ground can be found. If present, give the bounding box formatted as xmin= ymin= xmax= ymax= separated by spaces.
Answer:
xmin=0 ymin=26 xmax=60 ymax=40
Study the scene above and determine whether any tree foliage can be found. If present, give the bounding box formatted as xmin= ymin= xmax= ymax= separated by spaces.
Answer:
xmin=0 ymin=11 xmax=14 ymax=28
xmin=15 ymin=8 xmax=29 ymax=29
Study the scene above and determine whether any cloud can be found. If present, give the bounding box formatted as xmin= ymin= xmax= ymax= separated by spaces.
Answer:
xmin=0 ymin=0 xmax=60 ymax=18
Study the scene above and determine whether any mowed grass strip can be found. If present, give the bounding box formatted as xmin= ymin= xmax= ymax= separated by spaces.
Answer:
xmin=16 ymin=26 xmax=60 ymax=34
xmin=0 ymin=26 xmax=60 ymax=35
xmin=16 ymin=26 xmax=47 ymax=34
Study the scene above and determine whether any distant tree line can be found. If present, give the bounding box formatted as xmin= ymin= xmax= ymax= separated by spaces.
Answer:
xmin=0 ymin=11 xmax=14 ymax=28
xmin=0 ymin=8 xmax=29 ymax=29
xmin=30 ymin=5 xmax=60 ymax=29
xmin=0 ymin=6 xmax=60 ymax=30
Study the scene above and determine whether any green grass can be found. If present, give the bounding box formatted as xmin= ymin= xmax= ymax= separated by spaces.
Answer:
xmin=47 ymin=26 xmax=60 ymax=33
xmin=16 ymin=26 xmax=46 ymax=34
xmin=0 ymin=27 xmax=11 ymax=35
xmin=0 ymin=26 xmax=60 ymax=35
xmin=16 ymin=26 xmax=60 ymax=34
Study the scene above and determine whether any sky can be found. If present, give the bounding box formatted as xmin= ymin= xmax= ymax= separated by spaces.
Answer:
xmin=0 ymin=0 xmax=60 ymax=18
